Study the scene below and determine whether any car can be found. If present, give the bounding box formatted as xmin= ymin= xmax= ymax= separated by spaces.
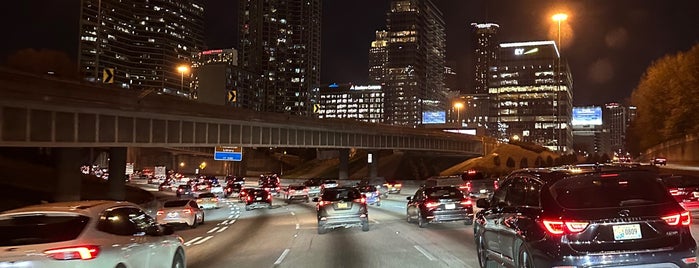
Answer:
xmin=261 ymin=182 xmax=281 ymax=196
xmin=461 ymin=170 xmax=498 ymax=199
xmin=474 ymin=166 xmax=697 ymax=268
xmin=282 ymin=185 xmax=310 ymax=203
xmin=156 ymin=199 xmax=205 ymax=228
xmin=238 ymin=187 xmax=255 ymax=203
xmin=158 ymin=180 xmax=177 ymax=191
xmin=659 ymin=174 xmax=699 ymax=215
xmin=406 ymin=185 xmax=473 ymax=228
xmin=209 ymin=182 xmax=224 ymax=197
xmin=194 ymin=182 xmax=211 ymax=192
xmin=196 ymin=192 xmax=221 ymax=209
xmin=652 ymin=156 xmax=668 ymax=166
xmin=357 ymin=185 xmax=381 ymax=206
xmin=226 ymin=175 xmax=245 ymax=185
xmin=383 ymin=180 xmax=402 ymax=194
xmin=314 ymin=186 xmax=369 ymax=234
xmin=175 ymin=184 xmax=194 ymax=198
xmin=321 ymin=180 xmax=339 ymax=190
xmin=0 ymin=200 xmax=185 ymax=268
xmin=224 ymin=182 xmax=243 ymax=198
xmin=244 ymin=189 xmax=273 ymax=210
xmin=304 ymin=178 xmax=324 ymax=197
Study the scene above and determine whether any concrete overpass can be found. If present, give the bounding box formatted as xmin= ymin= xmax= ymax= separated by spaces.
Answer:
xmin=0 ymin=69 xmax=485 ymax=201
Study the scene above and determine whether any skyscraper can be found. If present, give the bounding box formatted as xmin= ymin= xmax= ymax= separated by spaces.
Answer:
xmin=368 ymin=30 xmax=389 ymax=85
xmin=238 ymin=0 xmax=322 ymax=116
xmin=78 ymin=0 xmax=205 ymax=96
xmin=471 ymin=23 xmax=499 ymax=95
xmin=382 ymin=0 xmax=446 ymax=126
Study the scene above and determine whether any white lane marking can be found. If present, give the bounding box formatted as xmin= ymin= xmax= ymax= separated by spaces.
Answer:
xmin=393 ymin=205 xmax=405 ymax=209
xmin=184 ymin=236 xmax=203 ymax=246
xmin=290 ymin=211 xmax=295 ymax=216
xmin=228 ymin=215 xmax=234 ymax=219
xmin=274 ymin=249 xmax=291 ymax=265
xmin=229 ymin=219 xmax=236 ymax=225
xmin=230 ymin=211 xmax=237 ymax=214
xmin=207 ymin=227 xmax=220 ymax=233
xmin=220 ymin=220 xmax=229 ymax=225
xmin=295 ymin=223 xmax=300 ymax=230
xmin=414 ymin=245 xmax=436 ymax=261
xmin=217 ymin=226 xmax=228 ymax=233
xmin=371 ymin=219 xmax=380 ymax=224
xmin=193 ymin=236 xmax=213 ymax=245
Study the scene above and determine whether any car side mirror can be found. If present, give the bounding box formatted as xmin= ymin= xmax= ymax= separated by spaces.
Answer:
xmin=476 ymin=198 xmax=490 ymax=209
xmin=312 ymin=197 xmax=319 ymax=202
xmin=406 ymin=196 xmax=412 ymax=201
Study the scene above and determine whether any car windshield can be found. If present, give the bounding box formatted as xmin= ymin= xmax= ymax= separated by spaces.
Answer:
xmin=164 ymin=200 xmax=190 ymax=207
xmin=0 ymin=214 xmax=90 ymax=246
xmin=551 ymin=171 xmax=675 ymax=209
xmin=321 ymin=188 xmax=361 ymax=201
xmin=252 ymin=190 xmax=268 ymax=196
xmin=359 ymin=186 xmax=377 ymax=192
xmin=305 ymin=180 xmax=322 ymax=186
xmin=325 ymin=180 xmax=337 ymax=185
xmin=425 ymin=187 xmax=463 ymax=199
xmin=289 ymin=186 xmax=306 ymax=190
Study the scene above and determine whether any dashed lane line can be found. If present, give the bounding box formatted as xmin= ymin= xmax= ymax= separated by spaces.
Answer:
xmin=273 ymin=249 xmax=291 ymax=265
xmin=414 ymin=245 xmax=436 ymax=261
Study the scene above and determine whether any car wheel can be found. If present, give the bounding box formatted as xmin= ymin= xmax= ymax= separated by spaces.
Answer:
xmin=476 ymin=237 xmax=491 ymax=268
xmin=518 ymin=247 xmax=534 ymax=268
xmin=245 ymin=206 xmax=251 ymax=211
xmin=268 ymin=203 xmax=273 ymax=209
xmin=362 ymin=221 xmax=370 ymax=232
xmin=376 ymin=202 xmax=381 ymax=207
xmin=465 ymin=217 xmax=474 ymax=225
xmin=318 ymin=225 xmax=327 ymax=234
xmin=171 ymin=250 xmax=185 ymax=268
xmin=189 ymin=219 xmax=197 ymax=229
xmin=200 ymin=213 xmax=205 ymax=225
xmin=417 ymin=212 xmax=427 ymax=228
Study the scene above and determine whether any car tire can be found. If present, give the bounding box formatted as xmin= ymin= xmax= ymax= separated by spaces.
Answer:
xmin=268 ymin=203 xmax=273 ymax=209
xmin=189 ymin=219 xmax=197 ymax=229
xmin=465 ymin=218 xmax=474 ymax=225
xmin=318 ymin=225 xmax=327 ymax=234
xmin=477 ymin=237 xmax=492 ymax=268
xmin=376 ymin=202 xmax=381 ymax=207
xmin=362 ymin=221 xmax=370 ymax=232
xmin=200 ymin=214 xmax=205 ymax=225
xmin=245 ymin=206 xmax=251 ymax=211
xmin=417 ymin=212 xmax=427 ymax=228
xmin=517 ymin=247 xmax=534 ymax=268
xmin=171 ymin=250 xmax=185 ymax=268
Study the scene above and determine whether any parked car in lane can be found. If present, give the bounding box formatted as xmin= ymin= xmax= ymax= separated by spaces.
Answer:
xmin=244 ymin=189 xmax=273 ymax=210
xmin=156 ymin=199 xmax=205 ymax=228
xmin=474 ymin=166 xmax=696 ymax=268
xmin=0 ymin=200 xmax=185 ymax=268
xmin=314 ymin=186 xmax=369 ymax=234
xmin=282 ymin=185 xmax=310 ymax=203
xmin=357 ymin=185 xmax=381 ymax=206
xmin=406 ymin=185 xmax=473 ymax=228
xmin=196 ymin=192 xmax=221 ymax=209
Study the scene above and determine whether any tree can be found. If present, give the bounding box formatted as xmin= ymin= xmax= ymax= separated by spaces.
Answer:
xmin=630 ymin=43 xmax=699 ymax=151
xmin=4 ymin=48 xmax=78 ymax=79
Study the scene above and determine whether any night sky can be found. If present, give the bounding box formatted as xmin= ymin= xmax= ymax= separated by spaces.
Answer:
xmin=2 ymin=0 xmax=698 ymax=106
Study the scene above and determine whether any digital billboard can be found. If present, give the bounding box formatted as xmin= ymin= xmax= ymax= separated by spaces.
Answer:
xmin=572 ymin=106 xmax=602 ymax=126
xmin=422 ymin=111 xmax=446 ymax=124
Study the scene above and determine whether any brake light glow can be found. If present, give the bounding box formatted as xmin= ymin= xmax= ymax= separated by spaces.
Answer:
xmin=663 ymin=211 xmax=691 ymax=226
xmin=395 ymin=184 xmax=402 ymax=187
xmin=682 ymin=257 xmax=697 ymax=264
xmin=44 ymin=245 xmax=100 ymax=260
xmin=425 ymin=202 xmax=440 ymax=208
xmin=354 ymin=197 xmax=366 ymax=204
xmin=542 ymin=219 xmax=589 ymax=235
xmin=460 ymin=199 xmax=472 ymax=206
xmin=318 ymin=200 xmax=331 ymax=206
xmin=156 ymin=210 xmax=164 ymax=216
xmin=600 ymin=173 xmax=618 ymax=178
xmin=183 ymin=208 xmax=192 ymax=214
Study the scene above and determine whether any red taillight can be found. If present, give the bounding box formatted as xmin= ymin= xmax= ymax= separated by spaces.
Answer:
xmin=289 ymin=189 xmax=296 ymax=194
xmin=44 ymin=245 xmax=100 ymax=260
xmin=460 ymin=199 xmax=472 ymax=206
xmin=247 ymin=195 xmax=252 ymax=201
xmin=542 ymin=219 xmax=589 ymax=235
xmin=268 ymin=194 xmax=273 ymax=200
xmin=395 ymin=184 xmax=402 ymax=187
xmin=663 ymin=211 xmax=691 ymax=226
xmin=669 ymin=189 xmax=681 ymax=196
xmin=156 ymin=210 xmax=164 ymax=216
xmin=425 ymin=202 xmax=440 ymax=208
xmin=318 ymin=200 xmax=331 ymax=206
xmin=494 ymin=180 xmax=499 ymax=190
xmin=682 ymin=257 xmax=697 ymax=264
xmin=354 ymin=197 xmax=366 ymax=204
xmin=183 ymin=208 xmax=192 ymax=214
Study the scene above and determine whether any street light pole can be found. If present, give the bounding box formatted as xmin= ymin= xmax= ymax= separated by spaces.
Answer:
xmin=176 ymin=65 xmax=189 ymax=93
xmin=552 ymin=13 xmax=567 ymax=152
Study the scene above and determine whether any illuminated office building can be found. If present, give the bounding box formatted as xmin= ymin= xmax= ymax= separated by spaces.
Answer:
xmin=78 ymin=0 xmax=205 ymax=97
xmin=238 ymin=0 xmax=322 ymax=116
xmin=315 ymin=83 xmax=384 ymax=124
xmin=489 ymin=41 xmax=573 ymax=152
xmin=369 ymin=30 xmax=389 ymax=85
xmin=572 ymin=106 xmax=608 ymax=155
xmin=604 ymin=102 xmax=636 ymax=154
xmin=471 ymin=23 xmax=499 ymax=95
xmin=191 ymin=48 xmax=261 ymax=109
xmin=382 ymin=0 xmax=446 ymax=126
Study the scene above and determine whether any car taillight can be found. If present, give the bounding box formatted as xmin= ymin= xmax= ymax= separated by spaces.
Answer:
xmin=156 ymin=210 xmax=164 ymax=216
xmin=290 ymin=189 xmax=296 ymax=194
xmin=425 ymin=202 xmax=440 ymax=208
xmin=460 ymin=199 xmax=472 ymax=206
xmin=318 ymin=200 xmax=331 ymax=206
xmin=44 ymin=245 xmax=100 ymax=260
xmin=353 ymin=197 xmax=366 ymax=204
xmin=494 ymin=180 xmax=499 ymax=190
xmin=663 ymin=211 xmax=691 ymax=226
xmin=669 ymin=189 xmax=681 ymax=196
xmin=395 ymin=184 xmax=402 ymax=187
xmin=213 ymin=198 xmax=218 ymax=202
xmin=183 ymin=208 xmax=192 ymax=214
xmin=247 ymin=196 xmax=252 ymax=201
xmin=178 ymin=189 xmax=183 ymax=192
xmin=541 ymin=219 xmax=589 ymax=235
xmin=268 ymin=194 xmax=273 ymax=200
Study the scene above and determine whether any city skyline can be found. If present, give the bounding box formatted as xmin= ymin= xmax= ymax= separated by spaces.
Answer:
xmin=1 ymin=1 xmax=698 ymax=106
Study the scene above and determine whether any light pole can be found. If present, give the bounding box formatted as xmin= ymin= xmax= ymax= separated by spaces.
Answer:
xmin=552 ymin=13 xmax=567 ymax=152
xmin=453 ymin=102 xmax=464 ymax=126
xmin=177 ymin=65 xmax=189 ymax=92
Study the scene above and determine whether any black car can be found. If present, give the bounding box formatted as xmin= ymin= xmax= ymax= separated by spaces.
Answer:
xmin=406 ymin=186 xmax=473 ymax=228
xmin=176 ymin=184 xmax=194 ymax=198
xmin=244 ymin=189 xmax=273 ymax=210
xmin=224 ymin=182 xmax=243 ymax=198
xmin=314 ymin=186 xmax=369 ymax=234
xmin=474 ymin=166 xmax=697 ymax=268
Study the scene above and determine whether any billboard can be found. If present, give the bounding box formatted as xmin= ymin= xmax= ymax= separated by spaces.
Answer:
xmin=422 ymin=111 xmax=446 ymax=124
xmin=572 ymin=106 xmax=602 ymax=126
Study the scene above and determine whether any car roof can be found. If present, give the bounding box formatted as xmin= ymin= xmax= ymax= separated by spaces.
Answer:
xmin=0 ymin=200 xmax=139 ymax=218
xmin=507 ymin=164 xmax=658 ymax=183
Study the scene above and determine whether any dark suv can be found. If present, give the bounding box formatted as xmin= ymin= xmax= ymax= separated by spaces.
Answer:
xmin=474 ymin=166 xmax=697 ymax=268
xmin=314 ymin=187 xmax=369 ymax=234
xmin=406 ymin=186 xmax=474 ymax=228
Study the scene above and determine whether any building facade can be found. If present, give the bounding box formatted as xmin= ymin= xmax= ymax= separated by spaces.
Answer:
xmin=78 ymin=0 xmax=205 ymax=97
xmin=381 ymin=0 xmax=446 ymax=126
xmin=572 ymin=106 xmax=609 ymax=155
xmin=238 ymin=0 xmax=322 ymax=116
xmin=191 ymin=48 xmax=261 ymax=109
xmin=315 ymin=83 xmax=384 ymax=124
xmin=489 ymin=41 xmax=573 ymax=152
xmin=603 ymin=102 xmax=637 ymax=154
xmin=471 ymin=23 xmax=499 ymax=95
xmin=369 ymin=30 xmax=389 ymax=85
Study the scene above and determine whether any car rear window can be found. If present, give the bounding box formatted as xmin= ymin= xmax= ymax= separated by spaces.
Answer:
xmin=289 ymin=186 xmax=306 ymax=190
xmin=425 ymin=187 xmax=464 ymax=199
xmin=551 ymin=172 xmax=675 ymax=209
xmin=321 ymin=188 xmax=361 ymax=201
xmin=0 ymin=214 xmax=89 ymax=246
xmin=164 ymin=200 xmax=190 ymax=207
xmin=359 ymin=186 xmax=377 ymax=192
xmin=199 ymin=193 xmax=216 ymax=198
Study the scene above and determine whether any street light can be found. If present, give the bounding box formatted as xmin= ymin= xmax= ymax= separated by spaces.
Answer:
xmin=453 ymin=102 xmax=464 ymax=126
xmin=552 ymin=13 xmax=567 ymax=152
xmin=176 ymin=65 xmax=189 ymax=92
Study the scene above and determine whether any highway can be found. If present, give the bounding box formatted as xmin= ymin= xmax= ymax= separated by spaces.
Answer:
xmin=145 ymin=183 xmax=699 ymax=268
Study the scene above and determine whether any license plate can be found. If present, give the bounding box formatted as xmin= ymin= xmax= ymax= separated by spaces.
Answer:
xmin=167 ymin=212 xmax=178 ymax=219
xmin=337 ymin=203 xmax=348 ymax=209
xmin=445 ymin=203 xmax=456 ymax=209
xmin=256 ymin=197 xmax=262 ymax=201
xmin=613 ymin=224 xmax=642 ymax=240
xmin=694 ymin=192 xmax=699 ymax=198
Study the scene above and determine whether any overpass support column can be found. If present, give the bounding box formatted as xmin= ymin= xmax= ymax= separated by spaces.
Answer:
xmin=368 ymin=150 xmax=379 ymax=180
xmin=339 ymin=148 xmax=349 ymax=180
xmin=108 ymin=147 xmax=127 ymax=200
xmin=54 ymin=148 xmax=84 ymax=202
